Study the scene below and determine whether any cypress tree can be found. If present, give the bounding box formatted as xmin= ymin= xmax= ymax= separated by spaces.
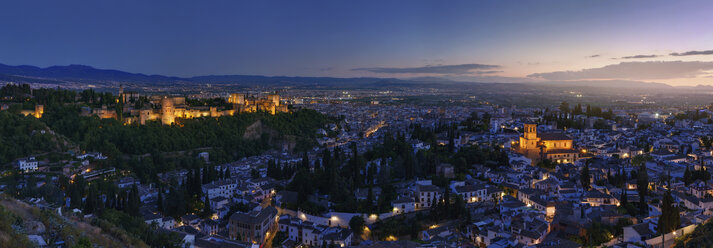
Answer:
xmin=84 ymin=186 xmax=96 ymax=214
xmin=157 ymin=188 xmax=164 ymax=213
xmin=203 ymin=195 xmax=212 ymax=218
xmin=128 ymin=184 xmax=141 ymax=216
xmin=620 ymin=186 xmax=627 ymax=207
xmin=302 ymin=152 xmax=310 ymax=170
xmin=657 ymin=189 xmax=680 ymax=234
xmin=194 ymin=167 xmax=202 ymax=192
xmin=202 ymin=165 xmax=209 ymax=184
xmin=580 ymin=162 xmax=591 ymax=190
xmin=637 ymin=163 xmax=649 ymax=215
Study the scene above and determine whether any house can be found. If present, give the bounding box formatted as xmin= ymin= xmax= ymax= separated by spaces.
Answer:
xmin=583 ymin=190 xmax=617 ymax=206
xmin=320 ymin=227 xmax=353 ymax=247
xmin=160 ymin=217 xmax=177 ymax=229
xmin=517 ymin=188 xmax=547 ymax=211
xmin=144 ymin=212 xmax=163 ymax=226
xmin=210 ymin=196 xmax=230 ymax=212
xmin=17 ymin=157 xmax=39 ymax=172
xmin=421 ymin=225 xmax=452 ymax=241
xmin=228 ymin=206 xmax=278 ymax=245
xmin=203 ymin=179 xmax=238 ymax=199
xmin=116 ymin=177 xmax=139 ymax=189
xmin=171 ymin=226 xmax=199 ymax=248
xmin=455 ymin=184 xmax=487 ymax=203
xmin=690 ymin=182 xmax=713 ymax=198
xmin=436 ymin=163 xmax=455 ymax=178
xmin=623 ymin=222 xmax=656 ymax=244
xmin=301 ymin=224 xmax=324 ymax=247
xmin=194 ymin=236 xmax=254 ymax=248
xmin=536 ymin=236 xmax=581 ymax=248
xmin=198 ymin=152 xmax=210 ymax=163
xmin=415 ymin=184 xmax=441 ymax=209
xmin=181 ymin=214 xmax=201 ymax=229
xmin=76 ymin=152 xmax=107 ymax=160
xmin=391 ymin=197 xmax=416 ymax=214
xmin=511 ymin=217 xmax=548 ymax=245
xmin=278 ymin=215 xmax=351 ymax=247
xmin=500 ymin=195 xmax=527 ymax=213
xmin=201 ymin=219 xmax=220 ymax=235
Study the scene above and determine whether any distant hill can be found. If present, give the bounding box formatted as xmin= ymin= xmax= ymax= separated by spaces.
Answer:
xmin=0 ymin=62 xmax=421 ymax=87
xmin=533 ymin=80 xmax=673 ymax=89
xmin=189 ymin=74 xmax=413 ymax=87
xmin=0 ymin=62 xmax=689 ymax=90
xmin=0 ymin=63 xmax=184 ymax=84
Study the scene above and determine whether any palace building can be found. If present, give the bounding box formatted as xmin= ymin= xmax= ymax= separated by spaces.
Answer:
xmin=516 ymin=123 xmax=579 ymax=164
xmin=84 ymin=90 xmax=289 ymax=125
xmin=227 ymin=93 xmax=287 ymax=115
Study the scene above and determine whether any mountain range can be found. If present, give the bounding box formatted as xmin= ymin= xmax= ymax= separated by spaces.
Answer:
xmin=0 ymin=62 xmax=702 ymax=90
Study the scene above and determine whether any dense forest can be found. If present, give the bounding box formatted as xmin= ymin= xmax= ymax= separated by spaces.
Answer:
xmin=41 ymin=105 xmax=331 ymax=157
xmin=0 ymin=111 xmax=71 ymax=164
xmin=1 ymin=84 xmax=335 ymax=182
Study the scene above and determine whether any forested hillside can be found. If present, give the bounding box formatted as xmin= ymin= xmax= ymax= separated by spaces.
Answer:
xmin=0 ymin=111 xmax=73 ymax=165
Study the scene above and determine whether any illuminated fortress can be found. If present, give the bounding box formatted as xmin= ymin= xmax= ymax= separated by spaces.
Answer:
xmin=83 ymin=89 xmax=288 ymax=125
xmin=20 ymin=105 xmax=44 ymax=118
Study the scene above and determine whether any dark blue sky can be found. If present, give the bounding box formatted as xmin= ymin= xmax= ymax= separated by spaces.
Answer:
xmin=1 ymin=0 xmax=712 ymax=85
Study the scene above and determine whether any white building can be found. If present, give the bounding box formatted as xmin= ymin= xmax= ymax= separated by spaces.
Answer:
xmin=17 ymin=157 xmax=38 ymax=172
xmin=416 ymin=184 xmax=442 ymax=209
xmin=391 ymin=197 xmax=416 ymax=214
xmin=455 ymin=184 xmax=487 ymax=203
xmin=202 ymin=179 xmax=238 ymax=199
xmin=278 ymin=215 xmax=352 ymax=247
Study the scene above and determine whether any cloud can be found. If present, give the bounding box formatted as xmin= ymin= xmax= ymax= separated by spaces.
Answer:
xmin=527 ymin=61 xmax=713 ymax=80
xmin=353 ymin=63 xmax=500 ymax=75
xmin=443 ymin=75 xmax=536 ymax=83
xmin=473 ymin=70 xmax=503 ymax=75
xmin=670 ymin=50 xmax=713 ymax=56
xmin=588 ymin=54 xmax=600 ymax=58
xmin=620 ymin=54 xmax=659 ymax=59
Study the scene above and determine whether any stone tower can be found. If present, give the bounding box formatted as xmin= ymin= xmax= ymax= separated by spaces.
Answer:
xmin=161 ymin=97 xmax=175 ymax=125
xmin=228 ymin=93 xmax=245 ymax=105
xmin=139 ymin=109 xmax=151 ymax=125
xmin=267 ymin=93 xmax=280 ymax=106
xmin=519 ymin=123 xmax=540 ymax=150
xmin=34 ymin=105 xmax=44 ymax=118
xmin=524 ymin=123 xmax=537 ymax=140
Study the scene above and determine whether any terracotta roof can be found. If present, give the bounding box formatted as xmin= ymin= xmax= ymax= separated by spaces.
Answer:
xmin=539 ymin=132 xmax=571 ymax=141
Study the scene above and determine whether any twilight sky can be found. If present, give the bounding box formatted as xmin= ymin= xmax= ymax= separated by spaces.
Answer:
xmin=1 ymin=0 xmax=713 ymax=86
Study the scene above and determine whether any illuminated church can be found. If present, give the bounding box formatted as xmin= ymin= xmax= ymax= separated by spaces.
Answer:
xmin=516 ymin=123 xmax=579 ymax=164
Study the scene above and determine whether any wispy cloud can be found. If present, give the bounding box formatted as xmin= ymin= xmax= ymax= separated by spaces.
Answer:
xmin=588 ymin=54 xmax=600 ymax=58
xmin=474 ymin=70 xmax=503 ymax=75
xmin=353 ymin=63 xmax=500 ymax=75
xmin=527 ymin=61 xmax=713 ymax=80
xmin=670 ymin=50 xmax=713 ymax=56
xmin=619 ymin=54 xmax=659 ymax=59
